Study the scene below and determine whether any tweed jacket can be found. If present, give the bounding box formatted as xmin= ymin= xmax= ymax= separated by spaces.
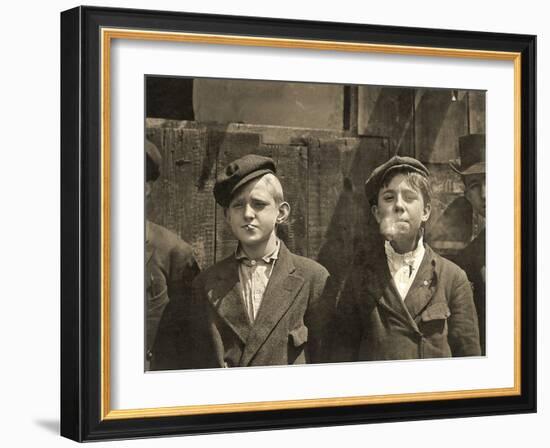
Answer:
xmin=146 ymin=221 xmax=200 ymax=370
xmin=331 ymin=242 xmax=481 ymax=362
xmin=184 ymin=242 xmax=331 ymax=369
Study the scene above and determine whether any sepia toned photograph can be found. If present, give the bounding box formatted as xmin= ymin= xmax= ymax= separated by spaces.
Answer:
xmin=61 ymin=7 xmax=536 ymax=440
xmin=144 ymin=76 xmax=486 ymax=371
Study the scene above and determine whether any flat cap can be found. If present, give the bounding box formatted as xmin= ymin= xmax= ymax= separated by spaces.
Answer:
xmin=214 ymin=154 xmax=276 ymax=207
xmin=364 ymin=155 xmax=430 ymax=205
xmin=146 ymin=139 xmax=162 ymax=182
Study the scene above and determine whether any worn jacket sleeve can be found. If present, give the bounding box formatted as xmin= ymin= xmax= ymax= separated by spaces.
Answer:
xmin=447 ymin=267 xmax=482 ymax=357
xmin=181 ymin=274 xmax=225 ymax=369
xmin=150 ymin=245 xmax=200 ymax=370
xmin=303 ymin=267 xmax=332 ymax=364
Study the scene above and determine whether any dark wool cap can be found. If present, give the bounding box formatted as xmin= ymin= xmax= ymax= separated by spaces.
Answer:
xmin=214 ymin=154 xmax=276 ymax=207
xmin=364 ymin=155 xmax=430 ymax=205
xmin=146 ymin=139 xmax=162 ymax=182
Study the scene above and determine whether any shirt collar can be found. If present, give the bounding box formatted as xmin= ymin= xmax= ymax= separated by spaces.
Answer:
xmin=235 ymin=239 xmax=280 ymax=265
xmin=384 ymin=236 xmax=425 ymax=270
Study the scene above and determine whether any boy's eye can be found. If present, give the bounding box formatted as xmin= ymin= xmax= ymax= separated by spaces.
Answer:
xmin=403 ymin=192 xmax=419 ymax=202
xmin=230 ymin=201 xmax=244 ymax=208
xmin=382 ymin=194 xmax=394 ymax=202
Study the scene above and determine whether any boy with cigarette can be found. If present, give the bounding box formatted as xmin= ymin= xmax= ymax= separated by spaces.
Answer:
xmin=332 ymin=156 xmax=481 ymax=361
xmin=185 ymin=154 xmax=331 ymax=368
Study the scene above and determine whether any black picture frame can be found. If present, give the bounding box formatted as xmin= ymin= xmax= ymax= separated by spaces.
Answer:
xmin=60 ymin=5 xmax=536 ymax=442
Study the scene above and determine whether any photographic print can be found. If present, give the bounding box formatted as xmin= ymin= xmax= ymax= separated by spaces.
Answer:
xmin=144 ymin=77 xmax=486 ymax=371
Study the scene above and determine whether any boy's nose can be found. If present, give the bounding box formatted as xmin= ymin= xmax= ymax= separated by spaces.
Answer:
xmin=394 ymin=195 xmax=405 ymax=212
xmin=243 ymin=203 xmax=255 ymax=219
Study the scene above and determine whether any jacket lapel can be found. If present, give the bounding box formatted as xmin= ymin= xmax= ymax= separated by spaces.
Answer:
xmin=239 ymin=243 xmax=304 ymax=366
xmin=205 ymin=257 xmax=252 ymax=344
xmin=363 ymin=243 xmax=420 ymax=332
xmin=402 ymin=245 xmax=437 ymax=321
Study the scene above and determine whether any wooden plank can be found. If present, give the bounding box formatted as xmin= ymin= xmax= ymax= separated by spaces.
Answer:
xmin=414 ymin=89 xmax=468 ymax=163
xmin=468 ymin=91 xmax=486 ymax=134
xmin=146 ymin=118 xmax=351 ymax=144
xmin=358 ymin=86 xmax=415 ymax=155
xmin=309 ymin=137 xmax=390 ymax=284
xmin=145 ymin=126 xmax=215 ymax=270
xmin=268 ymin=143 xmax=309 ymax=257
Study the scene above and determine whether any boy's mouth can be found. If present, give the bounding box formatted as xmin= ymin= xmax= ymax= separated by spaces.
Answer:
xmin=243 ymin=224 xmax=256 ymax=230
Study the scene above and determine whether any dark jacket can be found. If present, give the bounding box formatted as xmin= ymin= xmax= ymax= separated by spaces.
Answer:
xmin=331 ymin=242 xmax=481 ymax=362
xmin=184 ymin=242 xmax=331 ymax=369
xmin=146 ymin=221 xmax=200 ymax=370
xmin=454 ymin=230 xmax=486 ymax=354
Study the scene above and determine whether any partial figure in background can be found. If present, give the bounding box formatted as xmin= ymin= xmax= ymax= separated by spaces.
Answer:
xmin=332 ymin=156 xmax=481 ymax=362
xmin=448 ymin=134 xmax=486 ymax=354
xmin=428 ymin=134 xmax=486 ymax=354
xmin=145 ymin=139 xmax=200 ymax=370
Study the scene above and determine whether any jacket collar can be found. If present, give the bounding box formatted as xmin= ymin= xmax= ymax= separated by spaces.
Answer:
xmin=206 ymin=256 xmax=251 ymax=344
xmin=240 ymin=242 xmax=304 ymax=366
xmin=402 ymin=244 xmax=438 ymax=320
xmin=363 ymin=241 xmax=438 ymax=331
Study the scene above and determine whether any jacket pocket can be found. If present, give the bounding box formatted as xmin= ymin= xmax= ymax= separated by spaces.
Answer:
xmin=419 ymin=302 xmax=451 ymax=339
xmin=289 ymin=325 xmax=308 ymax=348
xmin=420 ymin=302 xmax=451 ymax=322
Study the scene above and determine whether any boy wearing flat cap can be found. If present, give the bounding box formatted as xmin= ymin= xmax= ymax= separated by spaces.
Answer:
xmin=184 ymin=154 xmax=330 ymax=368
xmin=331 ymin=156 xmax=481 ymax=362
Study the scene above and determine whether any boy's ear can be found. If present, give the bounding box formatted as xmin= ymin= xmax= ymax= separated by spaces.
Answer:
xmin=421 ymin=203 xmax=432 ymax=222
xmin=276 ymin=201 xmax=291 ymax=224
xmin=371 ymin=204 xmax=381 ymax=223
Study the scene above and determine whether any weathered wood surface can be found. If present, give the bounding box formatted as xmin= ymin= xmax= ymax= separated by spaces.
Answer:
xmin=358 ymin=86 xmax=414 ymax=156
xmin=146 ymin=83 xmax=485 ymax=271
xmin=146 ymin=121 xmax=388 ymax=273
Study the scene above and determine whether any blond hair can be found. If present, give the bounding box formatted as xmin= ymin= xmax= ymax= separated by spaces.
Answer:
xmin=259 ymin=173 xmax=284 ymax=204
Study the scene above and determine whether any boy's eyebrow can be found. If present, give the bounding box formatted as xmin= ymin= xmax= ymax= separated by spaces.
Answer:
xmin=380 ymin=184 xmax=419 ymax=194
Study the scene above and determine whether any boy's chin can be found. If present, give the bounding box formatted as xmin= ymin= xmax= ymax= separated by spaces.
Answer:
xmin=382 ymin=229 xmax=419 ymax=243
xmin=380 ymin=226 xmax=414 ymax=240
xmin=238 ymin=234 xmax=266 ymax=247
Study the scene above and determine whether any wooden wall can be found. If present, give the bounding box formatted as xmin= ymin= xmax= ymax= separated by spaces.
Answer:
xmin=145 ymin=81 xmax=485 ymax=277
xmin=146 ymin=120 xmax=388 ymax=282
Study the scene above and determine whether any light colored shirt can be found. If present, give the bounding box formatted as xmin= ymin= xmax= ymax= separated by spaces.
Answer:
xmin=235 ymin=240 xmax=280 ymax=322
xmin=384 ymin=237 xmax=426 ymax=300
